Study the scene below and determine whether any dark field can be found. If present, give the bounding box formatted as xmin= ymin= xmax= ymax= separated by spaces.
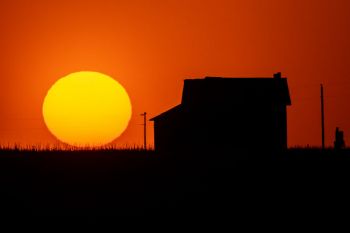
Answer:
xmin=0 ymin=148 xmax=350 ymax=218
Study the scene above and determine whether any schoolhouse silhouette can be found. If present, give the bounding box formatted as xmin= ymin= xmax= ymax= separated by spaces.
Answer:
xmin=150 ymin=72 xmax=291 ymax=152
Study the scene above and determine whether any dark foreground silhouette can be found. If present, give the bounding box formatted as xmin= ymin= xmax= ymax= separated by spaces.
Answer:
xmin=0 ymin=148 xmax=349 ymax=218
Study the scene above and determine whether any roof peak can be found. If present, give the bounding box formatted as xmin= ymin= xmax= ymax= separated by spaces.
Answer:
xmin=184 ymin=73 xmax=286 ymax=80
xmin=184 ymin=77 xmax=286 ymax=81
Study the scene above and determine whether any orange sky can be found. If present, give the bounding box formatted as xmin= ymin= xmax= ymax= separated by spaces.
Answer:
xmin=0 ymin=0 xmax=350 ymax=148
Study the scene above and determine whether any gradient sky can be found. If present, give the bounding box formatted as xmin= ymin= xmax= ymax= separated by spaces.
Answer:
xmin=0 ymin=0 xmax=349 ymax=147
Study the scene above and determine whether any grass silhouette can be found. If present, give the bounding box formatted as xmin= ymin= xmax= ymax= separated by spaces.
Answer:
xmin=0 ymin=146 xmax=349 ymax=217
xmin=0 ymin=143 xmax=153 ymax=152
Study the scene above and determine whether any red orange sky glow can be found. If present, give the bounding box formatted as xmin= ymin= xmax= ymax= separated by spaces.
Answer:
xmin=0 ymin=0 xmax=350 ymax=148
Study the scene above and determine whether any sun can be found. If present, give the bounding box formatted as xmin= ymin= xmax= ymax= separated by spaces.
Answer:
xmin=42 ymin=71 xmax=132 ymax=147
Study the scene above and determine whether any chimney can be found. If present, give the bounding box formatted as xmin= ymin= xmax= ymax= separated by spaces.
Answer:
xmin=274 ymin=72 xmax=282 ymax=79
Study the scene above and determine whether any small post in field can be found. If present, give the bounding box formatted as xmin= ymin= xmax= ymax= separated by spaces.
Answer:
xmin=321 ymin=84 xmax=325 ymax=150
xmin=140 ymin=112 xmax=147 ymax=150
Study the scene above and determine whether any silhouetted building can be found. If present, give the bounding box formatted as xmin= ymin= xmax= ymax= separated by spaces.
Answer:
xmin=334 ymin=127 xmax=345 ymax=150
xmin=150 ymin=73 xmax=292 ymax=152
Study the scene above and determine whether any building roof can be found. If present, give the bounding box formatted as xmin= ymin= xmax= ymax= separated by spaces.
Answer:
xmin=182 ymin=76 xmax=291 ymax=107
xmin=150 ymin=105 xmax=182 ymax=121
xmin=150 ymin=74 xmax=291 ymax=121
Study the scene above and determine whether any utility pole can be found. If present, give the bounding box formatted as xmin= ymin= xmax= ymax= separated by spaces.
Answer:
xmin=321 ymin=84 xmax=325 ymax=150
xmin=140 ymin=112 xmax=147 ymax=150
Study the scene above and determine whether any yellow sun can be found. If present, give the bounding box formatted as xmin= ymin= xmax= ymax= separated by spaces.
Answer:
xmin=42 ymin=71 xmax=132 ymax=147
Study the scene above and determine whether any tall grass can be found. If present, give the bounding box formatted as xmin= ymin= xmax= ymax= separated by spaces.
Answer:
xmin=0 ymin=143 xmax=154 ymax=152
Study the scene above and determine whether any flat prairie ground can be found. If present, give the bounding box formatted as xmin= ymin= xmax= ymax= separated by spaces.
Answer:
xmin=0 ymin=148 xmax=349 ymax=217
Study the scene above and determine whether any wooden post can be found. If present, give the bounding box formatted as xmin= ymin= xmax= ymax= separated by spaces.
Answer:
xmin=321 ymin=84 xmax=325 ymax=150
xmin=141 ymin=112 xmax=147 ymax=150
